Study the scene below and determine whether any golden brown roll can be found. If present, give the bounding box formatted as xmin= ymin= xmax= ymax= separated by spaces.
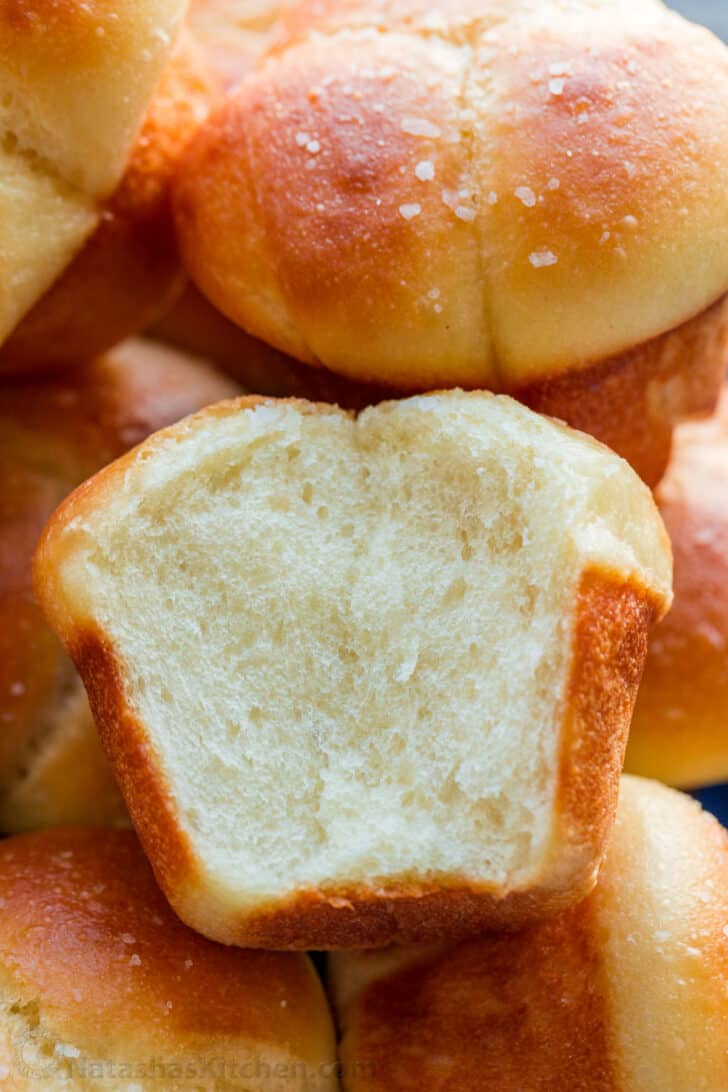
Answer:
xmin=0 ymin=0 xmax=186 ymax=348
xmin=330 ymin=775 xmax=728 ymax=1091
xmin=0 ymin=827 xmax=337 ymax=1090
xmin=625 ymin=382 xmax=728 ymax=788
xmin=0 ymin=341 xmax=238 ymax=833
xmin=174 ymin=0 xmax=728 ymax=483
xmin=34 ymin=392 xmax=670 ymax=949
xmin=0 ymin=35 xmax=219 ymax=372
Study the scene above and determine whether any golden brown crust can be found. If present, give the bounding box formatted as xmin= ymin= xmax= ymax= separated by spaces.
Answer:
xmin=174 ymin=0 xmax=728 ymax=404
xmin=626 ymin=383 xmax=728 ymax=786
xmin=68 ymin=626 xmax=201 ymax=906
xmin=519 ymin=294 xmax=728 ymax=487
xmin=335 ymin=900 xmax=615 ymax=1091
xmin=0 ymin=341 xmax=238 ymax=832
xmin=0 ymin=36 xmax=218 ymax=372
xmin=596 ymin=777 xmax=728 ymax=1089
xmin=34 ymin=395 xmax=664 ymax=946
xmin=332 ymin=777 xmax=728 ymax=1091
xmin=0 ymin=827 xmax=335 ymax=1068
xmin=552 ymin=571 xmax=657 ymax=885
xmin=175 ymin=32 xmax=728 ymax=483
xmin=44 ymin=615 xmax=608 ymax=949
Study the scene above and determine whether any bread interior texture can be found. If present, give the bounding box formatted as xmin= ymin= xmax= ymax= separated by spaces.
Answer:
xmin=58 ymin=394 xmax=665 ymax=902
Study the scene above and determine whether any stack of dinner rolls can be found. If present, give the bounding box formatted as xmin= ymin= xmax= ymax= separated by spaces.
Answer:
xmin=0 ymin=0 xmax=725 ymax=1087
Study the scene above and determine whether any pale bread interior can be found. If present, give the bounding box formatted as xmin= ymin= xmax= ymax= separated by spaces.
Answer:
xmin=51 ymin=393 xmax=670 ymax=907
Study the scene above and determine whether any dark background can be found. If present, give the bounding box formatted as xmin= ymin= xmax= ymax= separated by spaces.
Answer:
xmin=669 ymin=0 xmax=728 ymax=38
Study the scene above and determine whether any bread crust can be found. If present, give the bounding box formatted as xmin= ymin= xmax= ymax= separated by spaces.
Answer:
xmin=336 ymin=901 xmax=615 ymax=1091
xmin=519 ymin=293 xmax=728 ymax=487
xmin=626 ymin=382 xmax=728 ymax=787
xmin=37 ymin=454 xmax=663 ymax=946
xmin=0 ymin=36 xmax=218 ymax=371
xmin=330 ymin=777 xmax=728 ymax=1091
xmin=0 ymin=828 xmax=337 ymax=1083
xmin=174 ymin=0 xmax=728 ymax=475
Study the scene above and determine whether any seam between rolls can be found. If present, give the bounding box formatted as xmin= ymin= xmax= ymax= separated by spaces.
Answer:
xmin=262 ymin=13 xmax=512 ymax=388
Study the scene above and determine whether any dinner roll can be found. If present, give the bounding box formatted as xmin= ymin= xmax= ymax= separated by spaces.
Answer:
xmin=330 ymin=775 xmax=728 ymax=1091
xmin=0 ymin=35 xmax=218 ymax=372
xmin=625 ymin=382 xmax=728 ymax=788
xmin=35 ymin=392 xmax=670 ymax=948
xmin=0 ymin=341 xmax=238 ymax=833
xmin=174 ymin=0 xmax=728 ymax=484
xmin=0 ymin=827 xmax=336 ymax=1090
xmin=0 ymin=0 xmax=186 ymax=347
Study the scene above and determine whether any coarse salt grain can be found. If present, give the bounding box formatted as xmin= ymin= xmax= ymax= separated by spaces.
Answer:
xmin=515 ymin=186 xmax=537 ymax=208
xmin=415 ymin=160 xmax=435 ymax=181
xmin=487 ymin=191 xmax=498 ymax=205
xmin=549 ymin=78 xmax=565 ymax=96
xmin=306 ymin=140 xmax=320 ymax=154
xmin=529 ymin=249 xmax=558 ymax=268
xmin=399 ymin=203 xmax=422 ymax=220
xmin=129 ymin=954 xmax=142 ymax=966
xmin=295 ymin=132 xmax=310 ymax=147
xmin=455 ymin=205 xmax=476 ymax=222
xmin=547 ymin=178 xmax=560 ymax=191
xmin=549 ymin=61 xmax=573 ymax=76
